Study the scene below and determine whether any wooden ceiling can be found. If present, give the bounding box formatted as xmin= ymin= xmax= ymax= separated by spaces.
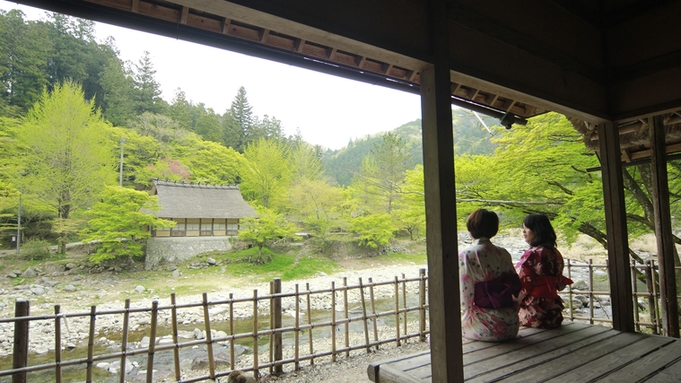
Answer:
xmin=9 ymin=0 xmax=681 ymax=156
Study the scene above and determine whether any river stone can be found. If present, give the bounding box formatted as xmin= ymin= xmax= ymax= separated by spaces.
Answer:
xmin=572 ymin=279 xmax=588 ymax=290
xmin=64 ymin=284 xmax=76 ymax=292
xmin=21 ymin=268 xmax=37 ymax=278
xmin=135 ymin=285 xmax=145 ymax=293
xmin=30 ymin=286 xmax=45 ymax=295
xmin=172 ymin=270 xmax=180 ymax=278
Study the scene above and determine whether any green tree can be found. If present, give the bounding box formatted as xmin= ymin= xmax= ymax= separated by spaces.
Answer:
xmin=181 ymin=138 xmax=244 ymax=185
xmin=348 ymin=213 xmax=395 ymax=249
xmin=237 ymin=206 xmax=299 ymax=264
xmin=240 ymin=138 xmax=292 ymax=209
xmin=99 ymin=46 xmax=135 ymax=125
xmin=223 ymin=86 xmax=255 ymax=151
xmin=0 ymin=9 xmax=50 ymax=114
xmin=133 ymin=51 xmax=165 ymax=114
xmin=18 ymin=81 xmax=115 ymax=253
xmin=394 ymin=164 xmax=426 ymax=240
xmin=288 ymin=178 xmax=343 ymax=251
xmin=81 ymin=186 xmax=174 ymax=264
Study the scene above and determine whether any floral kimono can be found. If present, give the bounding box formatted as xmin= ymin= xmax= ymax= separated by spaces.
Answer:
xmin=516 ymin=246 xmax=573 ymax=329
xmin=459 ymin=238 xmax=521 ymax=342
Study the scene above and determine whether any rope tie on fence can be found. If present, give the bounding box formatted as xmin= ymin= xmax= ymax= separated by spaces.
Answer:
xmin=56 ymin=312 xmax=70 ymax=333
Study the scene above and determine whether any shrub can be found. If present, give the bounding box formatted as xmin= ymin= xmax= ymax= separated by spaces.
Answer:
xmin=21 ymin=239 xmax=52 ymax=261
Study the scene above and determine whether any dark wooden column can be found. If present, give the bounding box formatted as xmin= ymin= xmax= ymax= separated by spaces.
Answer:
xmin=598 ymin=122 xmax=635 ymax=332
xmin=421 ymin=0 xmax=463 ymax=380
xmin=649 ymin=115 xmax=679 ymax=337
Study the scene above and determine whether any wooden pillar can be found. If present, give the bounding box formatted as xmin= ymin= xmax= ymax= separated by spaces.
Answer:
xmin=649 ymin=115 xmax=679 ymax=337
xmin=421 ymin=0 xmax=463 ymax=380
xmin=597 ymin=122 xmax=634 ymax=332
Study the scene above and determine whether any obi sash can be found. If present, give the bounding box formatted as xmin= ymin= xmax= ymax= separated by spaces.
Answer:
xmin=473 ymin=272 xmax=521 ymax=309
xmin=528 ymin=275 xmax=574 ymax=299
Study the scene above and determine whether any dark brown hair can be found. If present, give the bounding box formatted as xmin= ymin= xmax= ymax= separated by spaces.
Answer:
xmin=466 ymin=209 xmax=499 ymax=239
xmin=523 ymin=213 xmax=557 ymax=248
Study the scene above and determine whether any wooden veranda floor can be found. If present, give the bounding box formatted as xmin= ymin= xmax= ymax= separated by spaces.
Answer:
xmin=367 ymin=322 xmax=681 ymax=382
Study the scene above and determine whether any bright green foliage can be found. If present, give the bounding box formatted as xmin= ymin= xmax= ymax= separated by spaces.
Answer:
xmin=238 ymin=206 xmax=299 ymax=264
xmin=357 ymin=132 xmax=411 ymax=214
xmin=290 ymin=141 xmax=325 ymax=182
xmin=393 ymin=164 xmax=426 ymax=240
xmin=106 ymin=126 xmax=162 ymax=188
xmin=454 ymin=112 xmax=602 ymax=243
xmin=181 ymin=139 xmax=244 ymax=185
xmin=82 ymin=186 xmax=174 ymax=263
xmin=349 ymin=213 xmax=396 ymax=249
xmin=19 ymin=81 xmax=115 ymax=253
xmin=240 ymin=138 xmax=292 ymax=209
xmin=288 ymin=178 xmax=343 ymax=250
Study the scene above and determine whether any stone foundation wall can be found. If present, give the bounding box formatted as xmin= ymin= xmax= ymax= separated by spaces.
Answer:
xmin=145 ymin=237 xmax=233 ymax=270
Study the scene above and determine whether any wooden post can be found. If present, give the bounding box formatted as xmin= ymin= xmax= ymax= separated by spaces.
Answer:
xmin=649 ymin=115 xmax=679 ymax=338
xmin=87 ymin=306 xmax=96 ymax=383
xmin=147 ymin=300 xmax=159 ymax=383
xmin=394 ymin=276 xmax=401 ymax=346
xmin=55 ymin=305 xmax=62 ymax=383
xmin=421 ymin=4 xmax=464 ymax=378
xmin=121 ymin=299 xmax=131 ymax=383
xmin=294 ymin=284 xmax=300 ymax=370
xmin=588 ymin=259 xmax=595 ymax=324
xmin=305 ymin=282 xmax=314 ymax=365
xmin=597 ymin=122 xmax=634 ymax=332
xmin=252 ymin=290 xmax=259 ymax=378
xmin=418 ymin=268 xmax=427 ymax=342
xmin=170 ymin=295 xmax=180 ymax=382
xmin=229 ymin=293 xmax=235 ymax=368
xmin=12 ymin=300 xmax=29 ymax=383
xmin=331 ymin=281 xmax=337 ymax=362
xmin=631 ymin=261 xmax=641 ymax=331
xmin=272 ymin=278 xmax=283 ymax=375
xmin=645 ymin=261 xmax=660 ymax=334
xmin=368 ymin=278 xmax=378 ymax=349
xmin=402 ymin=274 xmax=407 ymax=337
xmin=567 ymin=260 xmax=574 ymax=321
xmin=343 ymin=277 xmax=349 ymax=358
xmin=359 ymin=278 xmax=371 ymax=353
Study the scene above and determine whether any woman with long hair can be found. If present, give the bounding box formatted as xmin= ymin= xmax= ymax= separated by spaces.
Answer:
xmin=516 ymin=213 xmax=573 ymax=329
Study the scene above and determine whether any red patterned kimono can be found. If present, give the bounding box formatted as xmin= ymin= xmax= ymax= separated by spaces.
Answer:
xmin=515 ymin=246 xmax=573 ymax=329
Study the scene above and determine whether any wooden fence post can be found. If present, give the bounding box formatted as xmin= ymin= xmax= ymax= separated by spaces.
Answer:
xmin=272 ymin=278 xmax=282 ymax=375
xmin=12 ymin=299 xmax=29 ymax=383
xmin=419 ymin=268 xmax=426 ymax=342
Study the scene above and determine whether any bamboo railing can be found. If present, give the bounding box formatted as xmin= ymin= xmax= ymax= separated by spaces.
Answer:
xmin=0 ymin=269 xmax=429 ymax=382
xmin=0 ymin=260 xmax=677 ymax=382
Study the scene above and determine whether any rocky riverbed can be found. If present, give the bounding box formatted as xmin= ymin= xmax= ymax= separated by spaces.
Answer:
xmin=0 ymin=231 xmax=658 ymax=382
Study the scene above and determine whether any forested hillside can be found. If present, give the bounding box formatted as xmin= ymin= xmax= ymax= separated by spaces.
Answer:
xmin=1 ymin=8 xmax=678 ymax=266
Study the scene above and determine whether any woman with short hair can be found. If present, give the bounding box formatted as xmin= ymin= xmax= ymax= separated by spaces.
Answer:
xmin=459 ymin=209 xmax=521 ymax=342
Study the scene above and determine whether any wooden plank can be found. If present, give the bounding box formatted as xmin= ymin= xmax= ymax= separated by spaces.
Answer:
xmin=463 ymin=323 xmax=592 ymax=366
xmin=377 ymin=363 xmax=430 ymax=383
xmin=467 ymin=326 xmax=616 ymax=382
xmin=598 ymin=340 xmax=681 ymax=382
xmin=643 ymin=357 xmax=681 ymax=382
xmin=543 ymin=335 xmax=674 ymax=382
xmin=495 ymin=332 xmax=645 ymax=382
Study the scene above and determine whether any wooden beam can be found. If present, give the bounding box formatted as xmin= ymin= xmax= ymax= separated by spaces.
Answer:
xmin=597 ymin=122 xmax=634 ymax=332
xmin=421 ymin=0 xmax=463 ymax=381
xmin=649 ymin=115 xmax=680 ymax=338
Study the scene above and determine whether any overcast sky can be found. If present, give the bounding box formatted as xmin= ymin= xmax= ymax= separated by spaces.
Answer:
xmin=1 ymin=2 xmax=423 ymax=150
